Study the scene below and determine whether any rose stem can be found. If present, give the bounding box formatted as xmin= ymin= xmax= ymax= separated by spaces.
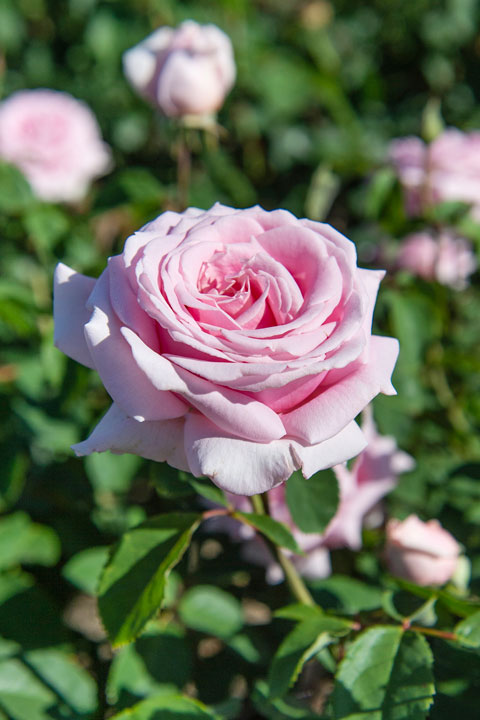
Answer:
xmin=176 ymin=128 xmax=191 ymax=211
xmin=250 ymin=493 xmax=316 ymax=607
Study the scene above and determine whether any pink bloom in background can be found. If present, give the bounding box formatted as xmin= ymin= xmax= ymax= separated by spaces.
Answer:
xmin=397 ymin=231 xmax=476 ymax=289
xmin=54 ymin=203 xmax=399 ymax=495
xmin=385 ymin=515 xmax=460 ymax=586
xmin=123 ymin=20 xmax=236 ymax=118
xmin=390 ymin=129 xmax=480 ymax=218
xmin=218 ymin=409 xmax=414 ymax=582
xmin=0 ymin=89 xmax=111 ymax=203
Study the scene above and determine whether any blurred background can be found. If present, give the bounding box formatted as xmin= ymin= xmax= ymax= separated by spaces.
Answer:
xmin=1 ymin=1 xmax=480 ymax=718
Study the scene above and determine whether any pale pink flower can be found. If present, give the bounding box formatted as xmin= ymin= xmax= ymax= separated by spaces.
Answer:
xmin=0 ymin=89 xmax=111 ymax=203
xmin=123 ymin=20 xmax=235 ymax=118
xmin=385 ymin=515 xmax=460 ymax=586
xmin=54 ymin=204 xmax=399 ymax=495
xmin=390 ymin=129 xmax=480 ymax=218
xmin=397 ymin=231 xmax=476 ymax=289
xmin=218 ymin=409 xmax=413 ymax=581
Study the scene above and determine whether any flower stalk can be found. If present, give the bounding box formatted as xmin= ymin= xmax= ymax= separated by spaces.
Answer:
xmin=250 ymin=492 xmax=316 ymax=607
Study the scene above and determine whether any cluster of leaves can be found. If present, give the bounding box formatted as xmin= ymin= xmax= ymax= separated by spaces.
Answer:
xmin=1 ymin=0 xmax=480 ymax=718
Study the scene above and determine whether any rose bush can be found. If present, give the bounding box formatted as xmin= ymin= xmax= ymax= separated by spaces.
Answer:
xmin=397 ymin=231 xmax=477 ymax=290
xmin=54 ymin=203 xmax=399 ymax=495
xmin=0 ymin=89 xmax=111 ymax=203
xmin=123 ymin=20 xmax=236 ymax=118
xmin=213 ymin=409 xmax=414 ymax=581
xmin=389 ymin=129 xmax=480 ymax=218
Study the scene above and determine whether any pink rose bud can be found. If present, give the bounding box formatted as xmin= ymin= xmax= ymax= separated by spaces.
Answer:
xmin=54 ymin=203 xmax=399 ymax=496
xmin=397 ymin=231 xmax=476 ymax=290
xmin=0 ymin=89 xmax=112 ymax=203
xmin=385 ymin=515 xmax=460 ymax=586
xmin=123 ymin=20 xmax=236 ymax=118
xmin=390 ymin=129 xmax=480 ymax=218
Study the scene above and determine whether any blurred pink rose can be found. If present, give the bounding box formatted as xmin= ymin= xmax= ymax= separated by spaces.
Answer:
xmin=123 ymin=20 xmax=236 ymax=118
xmin=216 ymin=409 xmax=413 ymax=581
xmin=0 ymin=89 xmax=111 ymax=203
xmin=385 ymin=515 xmax=460 ymax=586
xmin=397 ymin=231 xmax=476 ymax=289
xmin=54 ymin=203 xmax=399 ymax=495
xmin=390 ymin=129 xmax=480 ymax=218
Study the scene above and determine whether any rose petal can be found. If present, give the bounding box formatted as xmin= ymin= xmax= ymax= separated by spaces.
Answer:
xmin=73 ymin=403 xmax=189 ymax=471
xmin=53 ymin=263 xmax=96 ymax=369
xmin=84 ymin=269 xmax=189 ymax=421
xmin=282 ymin=335 xmax=399 ymax=444
xmin=122 ymin=327 xmax=286 ymax=442
xmin=184 ymin=413 xmax=298 ymax=495
xmin=289 ymin=420 xmax=368 ymax=477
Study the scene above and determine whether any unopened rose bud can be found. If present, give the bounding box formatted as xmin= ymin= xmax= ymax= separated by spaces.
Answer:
xmin=123 ymin=20 xmax=236 ymax=119
xmin=385 ymin=515 xmax=460 ymax=586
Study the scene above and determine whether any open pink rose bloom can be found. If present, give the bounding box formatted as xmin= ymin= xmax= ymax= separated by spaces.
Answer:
xmin=54 ymin=204 xmax=399 ymax=495
xmin=0 ymin=89 xmax=111 ymax=203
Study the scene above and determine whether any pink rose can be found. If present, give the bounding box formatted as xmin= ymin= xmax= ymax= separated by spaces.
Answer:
xmin=385 ymin=515 xmax=460 ymax=586
xmin=397 ymin=231 xmax=476 ymax=290
xmin=324 ymin=407 xmax=415 ymax=551
xmin=123 ymin=21 xmax=236 ymax=118
xmin=0 ymin=89 xmax=111 ymax=203
xmin=390 ymin=129 xmax=480 ymax=218
xmin=54 ymin=203 xmax=399 ymax=495
xmin=216 ymin=409 xmax=413 ymax=581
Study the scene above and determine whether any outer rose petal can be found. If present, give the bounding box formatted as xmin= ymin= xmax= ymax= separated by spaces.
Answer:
xmin=84 ymin=270 xmax=189 ymax=422
xmin=53 ymin=263 xmax=95 ymax=369
xmin=73 ymin=403 xmax=189 ymax=471
xmin=184 ymin=413 xmax=297 ymax=495
xmin=283 ymin=335 xmax=399 ymax=444
xmin=184 ymin=414 xmax=367 ymax=495
xmin=289 ymin=421 xmax=367 ymax=478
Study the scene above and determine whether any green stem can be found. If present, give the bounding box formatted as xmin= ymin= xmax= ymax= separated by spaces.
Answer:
xmin=250 ymin=493 xmax=316 ymax=607
xmin=176 ymin=129 xmax=191 ymax=211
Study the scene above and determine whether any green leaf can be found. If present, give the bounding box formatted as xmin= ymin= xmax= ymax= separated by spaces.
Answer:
xmin=0 ymin=513 xmax=60 ymax=570
xmin=25 ymin=648 xmax=97 ymax=715
xmin=285 ymin=469 xmax=339 ymax=534
xmin=365 ymin=167 xmax=397 ymax=219
xmin=107 ymin=626 xmax=193 ymax=703
xmin=332 ymin=627 xmax=435 ymax=719
xmin=455 ymin=610 xmax=480 ymax=648
xmin=274 ymin=603 xmax=324 ymax=622
xmin=392 ymin=577 xmax=480 ymax=617
xmin=309 ymin=576 xmax=383 ymax=615
xmin=117 ymin=167 xmax=164 ymax=205
xmin=110 ymin=694 xmax=217 ymax=719
xmin=23 ymin=205 xmax=69 ymax=251
xmin=85 ymin=451 xmax=141 ymax=493
xmin=179 ymin=585 xmax=243 ymax=640
xmin=62 ymin=546 xmax=110 ymax=595
xmin=0 ymin=163 xmax=34 ymax=214
xmin=252 ymin=679 xmax=320 ymax=719
xmin=0 ymin=658 xmax=55 ymax=720
xmin=233 ymin=512 xmax=303 ymax=554
xmin=98 ymin=513 xmax=201 ymax=647
xmin=188 ymin=476 xmax=230 ymax=508
xmin=269 ymin=616 xmax=352 ymax=698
